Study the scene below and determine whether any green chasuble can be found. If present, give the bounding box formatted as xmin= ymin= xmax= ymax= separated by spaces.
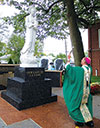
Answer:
xmin=63 ymin=64 xmax=93 ymax=123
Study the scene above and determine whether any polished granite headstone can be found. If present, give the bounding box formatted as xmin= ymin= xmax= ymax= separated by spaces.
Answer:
xmin=1 ymin=67 xmax=57 ymax=110
xmin=54 ymin=59 xmax=64 ymax=70
xmin=40 ymin=59 xmax=48 ymax=70
xmin=45 ymin=70 xmax=62 ymax=87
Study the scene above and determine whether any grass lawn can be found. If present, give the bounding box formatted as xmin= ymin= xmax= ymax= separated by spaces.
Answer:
xmin=91 ymin=76 xmax=100 ymax=83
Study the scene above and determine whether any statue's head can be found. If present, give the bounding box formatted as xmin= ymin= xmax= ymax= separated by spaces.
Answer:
xmin=29 ymin=5 xmax=36 ymax=14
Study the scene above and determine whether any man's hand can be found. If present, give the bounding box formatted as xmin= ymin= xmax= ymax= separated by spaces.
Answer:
xmin=67 ymin=53 xmax=71 ymax=62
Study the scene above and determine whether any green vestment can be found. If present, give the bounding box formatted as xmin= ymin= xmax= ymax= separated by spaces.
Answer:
xmin=63 ymin=64 xmax=93 ymax=122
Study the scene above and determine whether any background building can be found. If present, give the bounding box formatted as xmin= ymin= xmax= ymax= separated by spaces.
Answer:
xmin=88 ymin=22 xmax=100 ymax=76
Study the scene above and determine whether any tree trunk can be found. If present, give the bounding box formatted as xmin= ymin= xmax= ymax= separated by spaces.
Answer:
xmin=65 ymin=39 xmax=67 ymax=62
xmin=65 ymin=0 xmax=85 ymax=66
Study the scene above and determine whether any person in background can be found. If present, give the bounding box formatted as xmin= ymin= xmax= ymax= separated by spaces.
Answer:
xmin=48 ymin=62 xmax=55 ymax=70
xmin=63 ymin=54 xmax=94 ymax=128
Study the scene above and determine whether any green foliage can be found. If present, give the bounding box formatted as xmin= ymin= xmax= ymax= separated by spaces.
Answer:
xmin=0 ymin=41 xmax=6 ymax=56
xmin=1 ymin=0 xmax=100 ymax=40
xmin=91 ymin=76 xmax=100 ymax=83
xmin=6 ymin=34 xmax=24 ymax=64
xmin=8 ymin=58 xmax=13 ymax=64
xmin=36 ymin=0 xmax=69 ymax=40
xmin=1 ymin=0 xmax=69 ymax=40
xmin=85 ymin=51 xmax=88 ymax=57
xmin=34 ymin=40 xmax=45 ymax=57
xmin=3 ymin=13 xmax=26 ymax=35
xmin=53 ymin=53 xmax=66 ymax=63
xmin=0 ymin=42 xmax=5 ymax=51
xmin=0 ymin=0 xmax=4 ymax=4
xmin=74 ymin=0 xmax=100 ymax=28
xmin=48 ymin=53 xmax=55 ymax=58
xmin=5 ymin=35 xmax=45 ymax=63
xmin=0 ymin=18 xmax=9 ymax=42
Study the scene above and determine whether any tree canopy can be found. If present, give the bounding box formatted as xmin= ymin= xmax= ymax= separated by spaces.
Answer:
xmin=1 ymin=0 xmax=100 ymax=38
xmin=1 ymin=0 xmax=100 ymax=65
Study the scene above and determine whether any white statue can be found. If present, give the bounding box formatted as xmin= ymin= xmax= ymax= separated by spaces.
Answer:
xmin=20 ymin=5 xmax=38 ymax=67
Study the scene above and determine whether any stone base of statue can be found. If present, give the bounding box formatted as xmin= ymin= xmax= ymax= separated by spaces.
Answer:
xmin=20 ymin=52 xmax=38 ymax=67
xmin=1 ymin=67 xmax=57 ymax=110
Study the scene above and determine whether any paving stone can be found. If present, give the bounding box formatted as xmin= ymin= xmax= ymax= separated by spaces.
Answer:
xmin=93 ymin=95 xmax=100 ymax=119
xmin=0 ymin=118 xmax=7 ymax=128
xmin=52 ymin=88 xmax=100 ymax=119
xmin=7 ymin=119 xmax=41 ymax=128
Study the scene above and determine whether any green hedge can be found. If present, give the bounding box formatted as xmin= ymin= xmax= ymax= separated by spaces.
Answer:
xmin=91 ymin=76 xmax=100 ymax=83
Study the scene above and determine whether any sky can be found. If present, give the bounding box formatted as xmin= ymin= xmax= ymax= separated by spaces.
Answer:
xmin=0 ymin=4 xmax=88 ymax=56
xmin=0 ymin=4 xmax=19 ymax=17
xmin=43 ymin=29 xmax=88 ymax=55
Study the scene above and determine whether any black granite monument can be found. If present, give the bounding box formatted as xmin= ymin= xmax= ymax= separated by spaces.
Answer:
xmin=1 ymin=67 xmax=57 ymax=110
xmin=40 ymin=59 xmax=48 ymax=70
xmin=54 ymin=59 xmax=64 ymax=70
xmin=45 ymin=70 xmax=62 ymax=87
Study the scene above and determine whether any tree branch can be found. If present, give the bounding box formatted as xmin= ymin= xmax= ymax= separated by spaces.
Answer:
xmin=77 ymin=17 xmax=90 ymax=28
xmin=30 ymin=0 xmax=62 ymax=13
xmin=29 ymin=2 xmax=47 ymax=12
xmin=77 ymin=5 xmax=100 ymax=16
xmin=45 ymin=0 xmax=62 ymax=13
xmin=79 ymin=0 xmax=88 ymax=8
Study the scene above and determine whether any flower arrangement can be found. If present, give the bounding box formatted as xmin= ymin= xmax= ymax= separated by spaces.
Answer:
xmin=90 ymin=82 xmax=100 ymax=95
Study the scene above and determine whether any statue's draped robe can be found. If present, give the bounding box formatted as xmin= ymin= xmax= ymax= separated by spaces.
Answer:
xmin=63 ymin=64 xmax=93 ymax=122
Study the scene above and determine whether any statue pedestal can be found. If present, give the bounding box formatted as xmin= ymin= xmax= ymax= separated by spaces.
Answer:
xmin=20 ymin=52 xmax=38 ymax=67
xmin=20 ymin=64 xmax=37 ymax=67
xmin=1 ymin=67 xmax=57 ymax=110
